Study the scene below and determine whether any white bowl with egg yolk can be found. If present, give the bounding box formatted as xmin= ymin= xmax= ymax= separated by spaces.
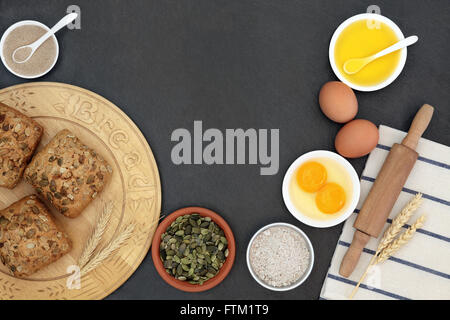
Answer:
xmin=282 ymin=150 xmax=360 ymax=228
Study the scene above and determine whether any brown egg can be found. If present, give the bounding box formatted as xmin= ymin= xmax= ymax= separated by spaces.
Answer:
xmin=335 ymin=119 xmax=379 ymax=158
xmin=319 ymin=81 xmax=358 ymax=123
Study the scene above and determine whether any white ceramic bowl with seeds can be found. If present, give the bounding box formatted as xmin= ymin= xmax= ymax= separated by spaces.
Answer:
xmin=246 ymin=222 xmax=314 ymax=291
xmin=0 ymin=20 xmax=59 ymax=79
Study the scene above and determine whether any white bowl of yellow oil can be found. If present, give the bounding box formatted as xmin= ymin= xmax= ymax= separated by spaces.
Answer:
xmin=329 ymin=13 xmax=407 ymax=91
xmin=282 ymin=150 xmax=360 ymax=228
xmin=0 ymin=20 xmax=59 ymax=79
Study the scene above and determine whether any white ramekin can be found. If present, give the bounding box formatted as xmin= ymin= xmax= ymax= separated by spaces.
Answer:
xmin=282 ymin=150 xmax=360 ymax=228
xmin=0 ymin=20 xmax=59 ymax=79
xmin=246 ymin=222 xmax=314 ymax=291
xmin=329 ymin=13 xmax=407 ymax=92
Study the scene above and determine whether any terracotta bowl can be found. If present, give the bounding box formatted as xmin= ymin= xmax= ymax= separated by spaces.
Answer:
xmin=151 ymin=207 xmax=236 ymax=292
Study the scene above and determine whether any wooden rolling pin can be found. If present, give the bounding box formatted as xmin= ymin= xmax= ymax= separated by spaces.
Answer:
xmin=339 ymin=104 xmax=434 ymax=278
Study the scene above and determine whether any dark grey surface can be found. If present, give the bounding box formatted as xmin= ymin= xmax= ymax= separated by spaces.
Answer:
xmin=0 ymin=0 xmax=449 ymax=300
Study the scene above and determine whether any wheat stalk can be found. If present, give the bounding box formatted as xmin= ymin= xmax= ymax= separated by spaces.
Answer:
xmin=78 ymin=201 xmax=114 ymax=269
xmin=376 ymin=215 xmax=425 ymax=263
xmin=349 ymin=193 xmax=424 ymax=299
xmin=80 ymin=223 xmax=135 ymax=275
xmin=376 ymin=193 xmax=423 ymax=254
xmin=77 ymin=211 xmax=163 ymax=276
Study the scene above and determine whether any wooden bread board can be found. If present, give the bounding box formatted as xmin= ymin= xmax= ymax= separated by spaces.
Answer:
xmin=0 ymin=82 xmax=161 ymax=299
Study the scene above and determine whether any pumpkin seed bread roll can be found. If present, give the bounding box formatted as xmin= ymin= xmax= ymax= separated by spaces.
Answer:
xmin=0 ymin=195 xmax=71 ymax=277
xmin=0 ymin=102 xmax=43 ymax=189
xmin=24 ymin=129 xmax=113 ymax=218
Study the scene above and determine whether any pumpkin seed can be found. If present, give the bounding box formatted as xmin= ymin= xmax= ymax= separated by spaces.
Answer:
xmin=50 ymin=180 xmax=57 ymax=192
xmin=86 ymin=175 xmax=95 ymax=184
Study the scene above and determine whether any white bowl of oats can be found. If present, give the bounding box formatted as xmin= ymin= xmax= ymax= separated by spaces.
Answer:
xmin=246 ymin=222 xmax=314 ymax=291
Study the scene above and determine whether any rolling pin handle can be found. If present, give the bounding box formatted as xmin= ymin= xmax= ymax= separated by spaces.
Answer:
xmin=402 ymin=104 xmax=434 ymax=150
xmin=339 ymin=230 xmax=371 ymax=278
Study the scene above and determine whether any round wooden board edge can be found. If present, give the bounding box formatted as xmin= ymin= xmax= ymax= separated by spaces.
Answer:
xmin=0 ymin=81 xmax=162 ymax=300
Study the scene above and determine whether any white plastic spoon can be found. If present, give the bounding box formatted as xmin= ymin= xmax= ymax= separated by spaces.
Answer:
xmin=12 ymin=13 xmax=78 ymax=64
xmin=343 ymin=35 xmax=418 ymax=75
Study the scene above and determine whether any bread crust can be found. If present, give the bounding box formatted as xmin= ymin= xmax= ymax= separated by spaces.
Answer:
xmin=24 ymin=130 xmax=112 ymax=218
xmin=0 ymin=195 xmax=72 ymax=277
xmin=0 ymin=103 xmax=43 ymax=188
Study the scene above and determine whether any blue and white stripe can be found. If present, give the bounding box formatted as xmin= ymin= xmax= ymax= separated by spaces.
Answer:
xmin=320 ymin=126 xmax=450 ymax=300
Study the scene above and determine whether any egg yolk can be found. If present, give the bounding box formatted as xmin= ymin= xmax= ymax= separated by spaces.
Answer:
xmin=315 ymin=183 xmax=346 ymax=214
xmin=296 ymin=161 xmax=327 ymax=193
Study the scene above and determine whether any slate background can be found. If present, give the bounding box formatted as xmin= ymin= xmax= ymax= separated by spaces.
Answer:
xmin=0 ymin=0 xmax=449 ymax=300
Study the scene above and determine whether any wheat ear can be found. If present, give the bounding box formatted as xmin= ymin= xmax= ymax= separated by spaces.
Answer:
xmin=78 ymin=201 xmax=114 ymax=268
xmin=349 ymin=193 xmax=423 ymax=299
xmin=376 ymin=193 xmax=423 ymax=254
xmin=81 ymin=223 xmax=135 ymax=275
xmin=376 ymin=215 xmax=425 ymax=263
xmin=349 ymin=214 xmax=425 ymax=299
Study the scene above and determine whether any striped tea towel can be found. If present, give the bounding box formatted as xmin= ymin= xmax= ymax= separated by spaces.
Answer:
xmin=320 ymin=125 xmax=450 ymax=300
